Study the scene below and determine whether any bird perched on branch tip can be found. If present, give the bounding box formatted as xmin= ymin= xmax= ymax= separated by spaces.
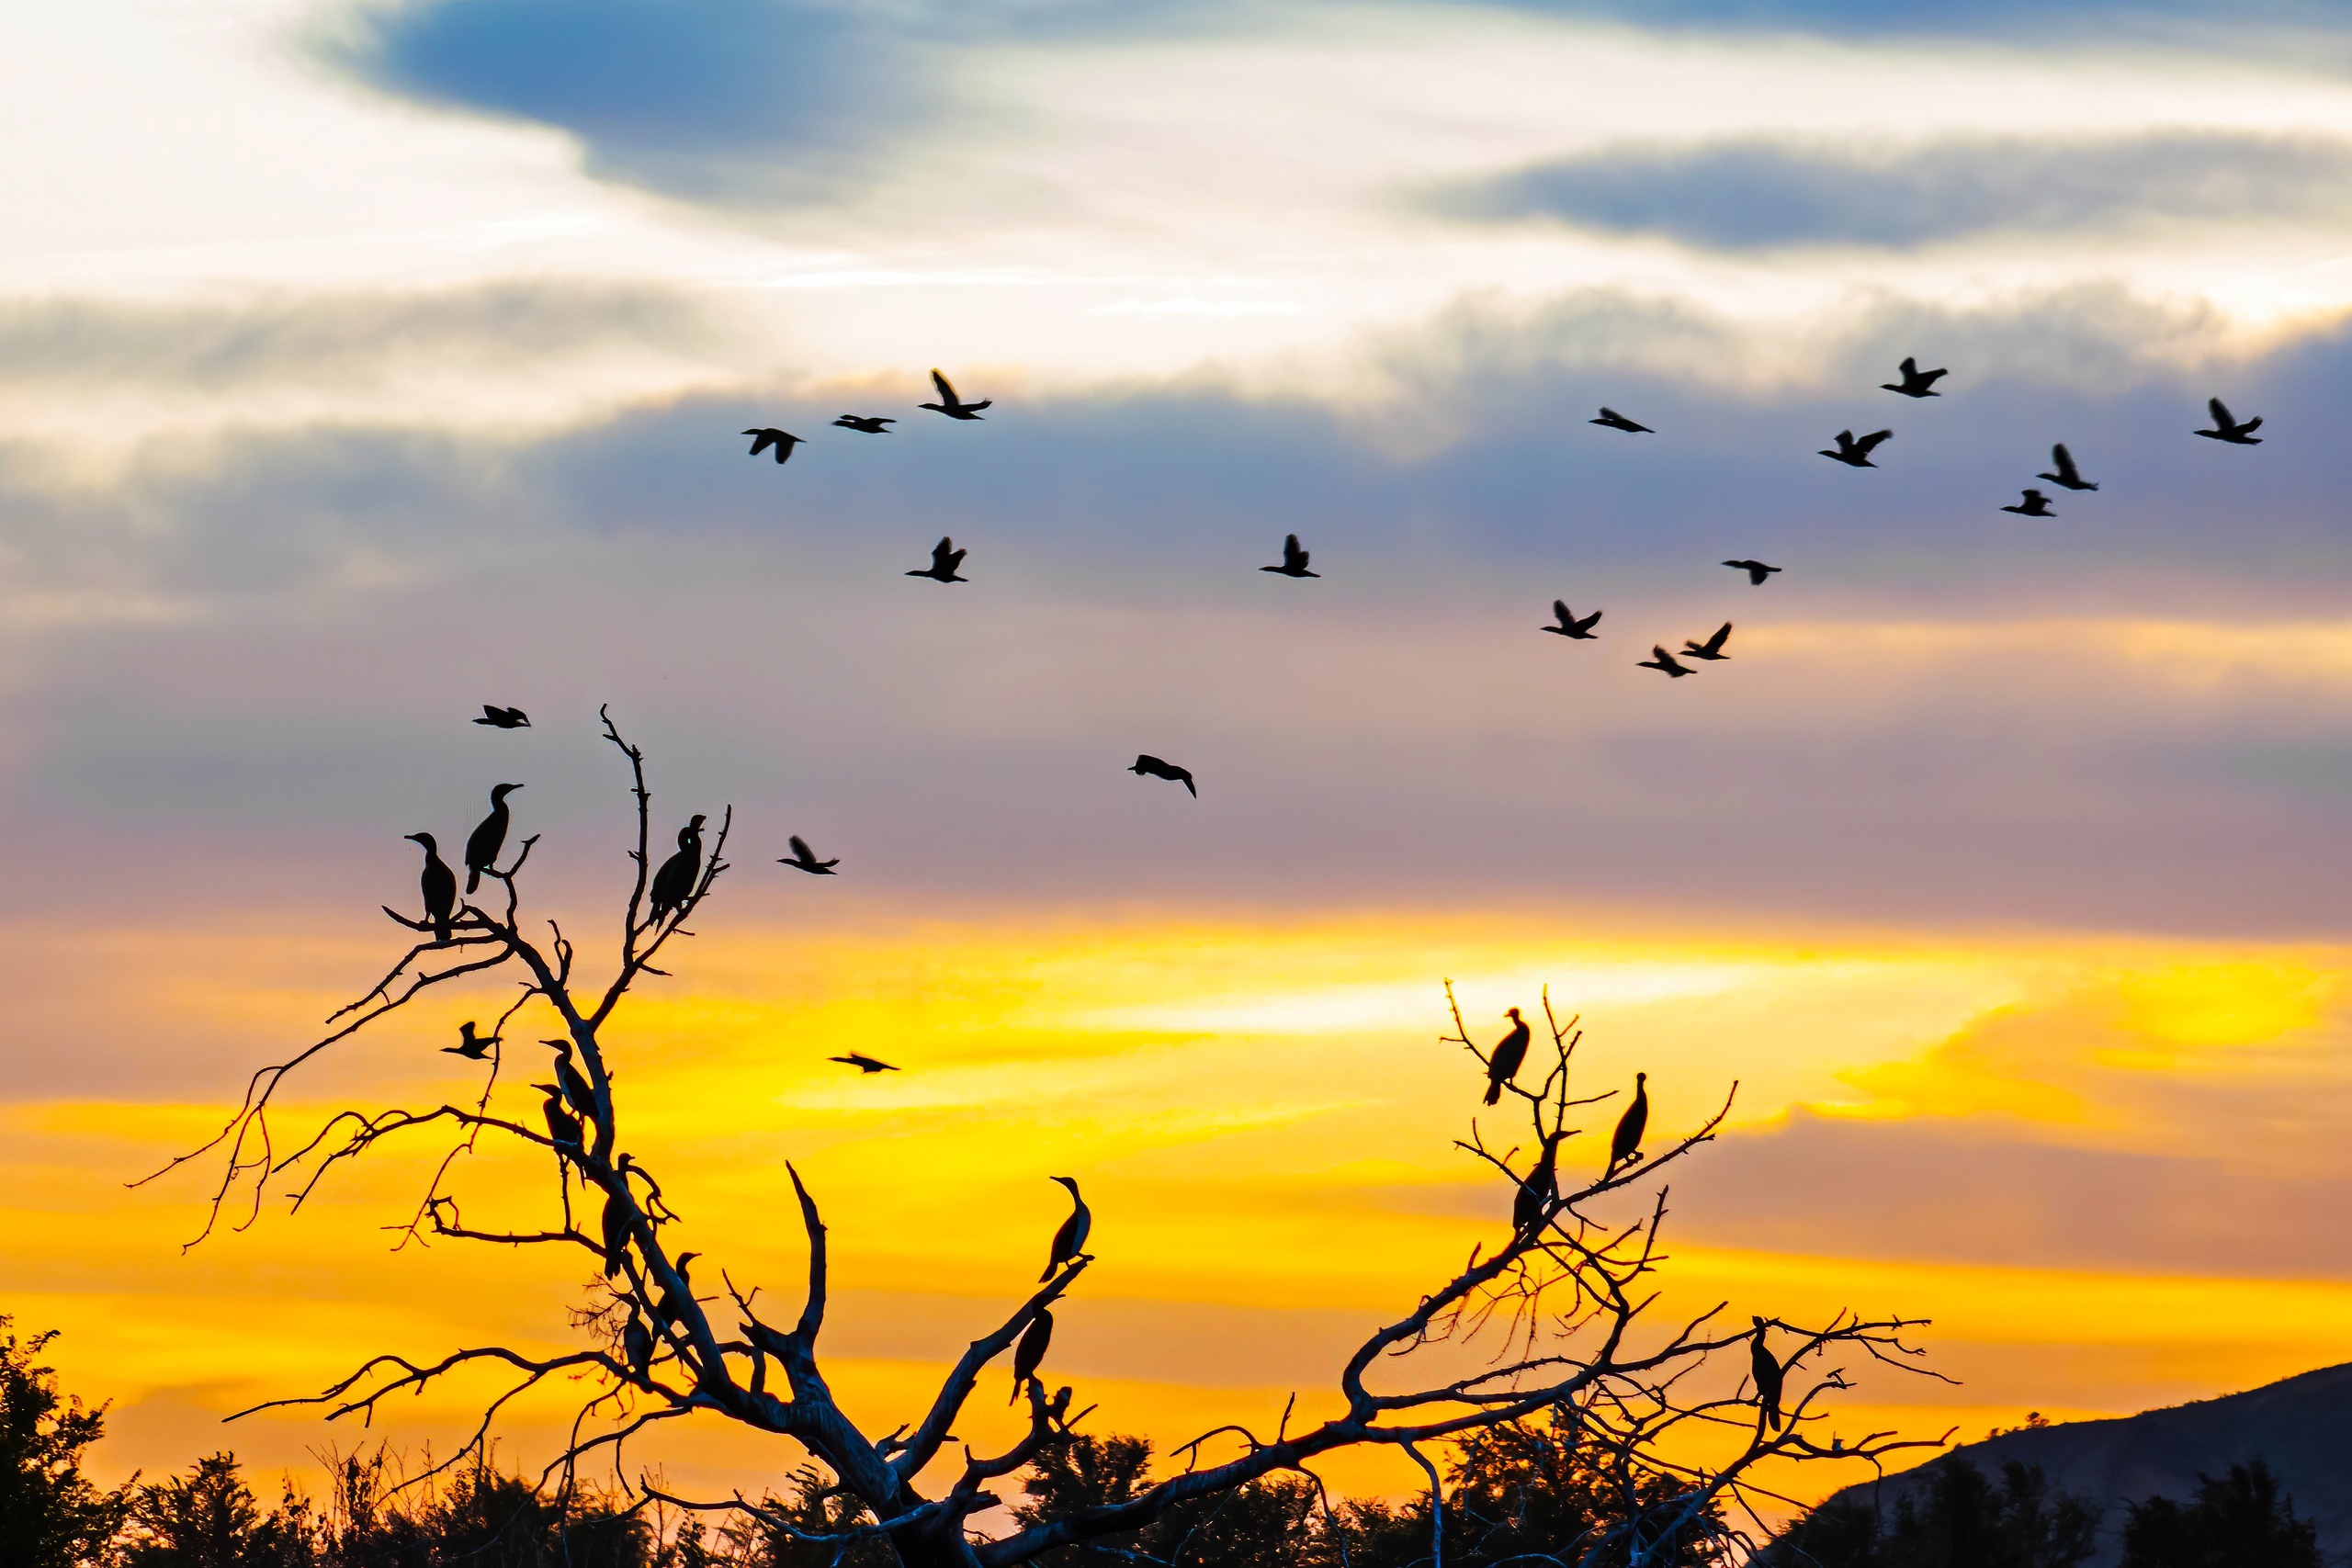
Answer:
xmin=649 ymin=815 xmax=706 ymax=923
xmin=1751 ymin=1316 xmax=1784 ymax=1432
xmin=1484 ymin=1008 xmax=1530 ymax=1105
xmin=1513 ymin=1131 xmax=1564 ymax=1233
xmin=1011 ymin=1309 xmax=1054 ymax=1401
xmin=404 ymin=832 xmax=457 ymax=945
xmin=1610 ymin=1072 xmax=1648 ymax=1168
xmin=1041 ymin=1176 xmax=1091 ymax=1282
xmin=464 ymin=783 xmax=522 ymax=895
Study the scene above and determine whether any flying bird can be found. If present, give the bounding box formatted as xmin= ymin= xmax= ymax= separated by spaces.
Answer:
xmin=2039 ymin=444 xmax=2098 ymax=491
xmin=2195 ymin=398 xmax=2263 ymax=445
xmin=1513 ymin=1132 xmax=1565 ymax=1234
xmin=830 ymin=1053 xmax=899 ymax=1074
xmin=1010 ymin=1309 xmax=1053 ymax=1401
xmin=1484 ymin=1008 xmax=1530 ymax=1105
xmin=1638 ymin=647 xmax=1693 ymax=678
xmin=921 ymin=369 xmax=990 ymax=421
xmin=1040 ymin=1176 xmax=1091 ymax=1281
xmin=649 ymin=815 xmax=706 ymax=923
xmin=1609 ymin=1072 xmax=1649 ymax=1168
xmin=777 ymin=835 xmax=839 ymax=874
xmin=907 ymin=536 xmax=968 ymax=582
xmin=443 ymin=1021 xmax=497 ymax=1060
xmin=1880 ymin=357 xmax=1947 ymax=399
xmin=1129 ymin=754 xmax=1197 ymax=797
xmin=1681 ymin=623 xmax=1732 ymax=661
xmin=743 ymin=428 xmax=804 ymax=464
xmin=832 ymin=415 xmax=895 ymax=434
xmin=1724 ymin=559 xmax=1781 ymax=585
xmin=1542 ymin=602 xmax=1601 ymax=639
xmin=1819 ymin=429 xmax=1894 ymax=468
xmin=2000 ymin=489 xmax=2055 ymax=518
xmin=1590 ymin=407 xmax=1653 ymax=434
xmin=1261 ymin=534 xmax=1318 ymax=578
xmin=1751 ymin=1317 xmax=1784 ymax=1432
xmin=473 ymin=705 xmax=530 ymax=729
xmin=463 ymin=783 xmax=522 ymax=895
xmin=404 ymin=832 xmax=457 ymax=945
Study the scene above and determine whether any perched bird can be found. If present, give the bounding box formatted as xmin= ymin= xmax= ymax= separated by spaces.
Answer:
xmin=1040 ymin=1176 xmax=1091 ymax=1281
xmin=464 ymin=783 xmax=522 ymax=895
xmin=474 ymin=705 xmax=530 ymax=729
xmin=2000 ymin=489 xmax=2055 ymax=518
xmin=921 ymin=369 xmax=990 ymax=421
xmin=444 ymin=1021 xmax=497 ymax=1060
xmin=1513 ymin=1132 xmax=1565 ymax=1233
xmin=1542 ymin=602 xmax=1601 ymax=639
xmin=601 ymin=1189 xmax=632 ymax=1278
xmin=405 ymin=832 xmax=457 ymax=945
xmin=907 ymin=536 xmax=968 ymax=582
xmin=622 ymin=1314 xmax=654 ymax=1382
xmin=2039 ymin=444 xmax=2098 ymax=491
xmin=1638 ymin=646 xmax=1693 ymax=678
xmin=2195 ymin=398 xmax=2263 ymax=445
xmin=1010 ymin=1309 xmax=1053 ymax=1401
xmin=536 ymin=1083 xmax=582 ymax=1151
xmin=1129 ymin=754 xmax=1197 ymax=797
xmin=1724 ymin=559 xmax=1781 ymax=586
xmin=1609 ymin=1072 xmax=1649 ymax=1168
xmin=654 ymin=1252 xmax=700 ymax=1332
xmin=833 ymin=415 xmax=895 ymax=434
xmin=1819 ymin=429 xmax=1894 ymax=468
xmin=1880 ymin=357 xmax=1947 ymax=399
xmin=1484 ymin=1008 xmax=1531 ymax=1105
xmin=1751 ymin=1317 xmax=1784 ymax=1432
xmin=1261 ymin=534 xmax=1318 ymax=578
xmin=743 ymin=428 xmax=804 ymax=464
xmin=649 ymin=815 xmax=706 ymax=924
xmin=546 ymin=1039 xmax=597 ymax=1122
xmin=830 ymin=1053 xmax=899 ymax=1074
xmin=777 ymin=835 xmax=840 ymax=874
xmin=1590 ymin=407 xmax=1653 ymax=434
xmin=1681 ymin=623 xmax=1733 ymax=661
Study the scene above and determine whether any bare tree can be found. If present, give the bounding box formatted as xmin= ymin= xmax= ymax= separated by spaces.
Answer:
xmin=144 ymin=713 xmax=1949 ymax=1568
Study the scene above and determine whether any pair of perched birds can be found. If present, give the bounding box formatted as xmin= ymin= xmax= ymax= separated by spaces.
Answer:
xmin=741 ymin=369 xmax=993 ymax=465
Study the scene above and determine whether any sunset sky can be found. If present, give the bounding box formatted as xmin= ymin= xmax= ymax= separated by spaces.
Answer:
xmin=6 ymin=0 xmax=2352 ymax=1524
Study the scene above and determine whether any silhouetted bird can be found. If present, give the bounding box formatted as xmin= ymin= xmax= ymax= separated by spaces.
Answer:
xmin=654 ymin=1252 xmax=700 ymax=1331
xmin=474 ymin=705 xmax=530 ymax=729
xmin=1513 ymin=1132 xmax=1565 ymax=1233
xmin=833 ymin=415 xmax=895 ymax=434
xmin=2195 ymin=397 xmax=2263 ymax=445
xmin=777 ymin=835 xmax=839 ymax=874
xmin=1590 ymin=407 xmax=1653 ymax=434
xmin=743 ymin=428 xmax=804 ymax=464
xmin=464 ymin=783 xmax=522 ymax=895
xmin=1041 ymin=1176 xmax=1091 ymax=1281
xmin=649 ymin=815 xmax=706 ymax=923
xmin=1129 ymin=755 xmax=1196 ymax=797
xmin=1682 ymin=623 xmax=1732 ymax=661
xmin=405 ymin=832 xmax=457 ymax=944
xmin=1484 ymin=1008 xmax=1530 ymax=1105
xmin=2000 ymin=489 xmax=2055 ymax=518
xmin=830 ymin=1053 xmax=899 ymax=1074
xmin=907 ymin=536 xmax=968 ymax=582
xmin=546 ymin=1039 xmax=596 ymax=1122
xmin=444 ymin=1021 xmax=497 ymax=1060
xmin=1543 ymin=602 xmax=1601 ymax=639
xmin=1638 ymin=647 xmax=1693 ymax=678
xmin=1610 ymin=1072 xmax=1648 ymax=1168
xmin=1724 ymin=559 xmax=1781 ymax=585
xmin=1819 ymin=429 xmax=1893 ymax=468
xmin=921 ymin=369 xmax=990 ymax=421
xmin=536 ymin=1083 xmax=582 ymax=1151
xmin=1751 ymin=1316 xmax=1784 ymax=1431
xmin=1881 ymin=357 xmax=1947 ymax=398
xmin=2039 ymin=444 xmax=2098 ymax=491
xmin=622 ymin=1314 xmax=654 ymax=1381
xmin=1261 ymin=535 xmax=1318 ymax=578
xmin=1010 ymin=1309 xmax=1053 ymax=1401
xmin=601 ymin=1189 xmax=632 ymax=1278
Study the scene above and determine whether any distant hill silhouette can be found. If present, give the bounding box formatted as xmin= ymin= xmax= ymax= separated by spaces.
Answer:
xmin=1809 ymin=1362 xmax=2352 ymax=1563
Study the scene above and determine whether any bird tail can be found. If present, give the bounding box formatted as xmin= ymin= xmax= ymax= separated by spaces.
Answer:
xmin=1484 ymin=1082 xmax=1503 ymax=1105
xmin=1183 ymin=779 xmax=1197 ymax=797
xmin=1040 ymin=1261 xmax=1055 ymax=1282
xmin=466 ymin=868 xmax=482 ymax=895
xmin=1767 ymin=1405 xmax=1781 ymax=1432
xmin=434 ymin=919 xmax=451 ymax=945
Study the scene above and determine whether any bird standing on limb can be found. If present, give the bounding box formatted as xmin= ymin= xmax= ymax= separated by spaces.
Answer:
xmin=1041 ymin=1176 xmax=1091 ymax=1281
xmin=1484 ymin=1008 xmax=1531 ymax=1105
xmin=1011 ymin=1309 xmax=1054 ymax=1401
xmin=1514 ymin=1132 xmax=1565 ymax=1233
xmin=743 ymin=428 xmax=804 ymax=464
xmin=536 ymin=1083 xmax=582 ymax=1151
xmin=546 ymin=1040 xmax=597 ymax=1122
xmin=1609 ymin=1072 xmax=1649 ymax=1169
xmin=464 ymin=783 xmax=522 ymax=895
xmin=623 ymin=1314 xmax=654 ymax=1382
xmin=649 ymin=815 xmax=706 ymax=923
xmin=404 ymin=832 xmax=457 ymax=945
xmin=1751 ymin=1316 xmax=1784 ymax=1432
xmin=655 ymin=1253 xmax=701 ymax=1332
xmin=601 ymin=1188 xmax=632 ymax=1278
xmin=921 ymin=369 xmax=990 ymax=420
xmin=1129 ymin=755 xmax=1196 ymax=797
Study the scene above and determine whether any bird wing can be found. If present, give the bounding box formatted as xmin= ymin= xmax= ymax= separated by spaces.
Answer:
xmin=2050 ymin=444 xmax=2077 ymax=479
xmin=1552 ymin=600 xmax=1570 ymax=623
xmin=1898 ymin=357 xmax=1917 ymax=376
xmin=932 ymin=536 xmax=955 ymax=565
xmin=1833 ymin=429 xmax=1856 ymax=446
xmin=932 ymin=368 xmax=957 ymax=405
xmin=2209 ymin=397 xmax=2233 ymax=426
xmin=2242 ymin=414 xmax=2264 ymax=433
xmin=1703 ymin=622 xmax=1731 ymax=654
xmin=1283 ymin=533 xmax=1305 ymax=564
xmin=1856 ymin=429 xmax=1894 ymax=453
xmin=789 ymin=835 xmax=812 ymax=860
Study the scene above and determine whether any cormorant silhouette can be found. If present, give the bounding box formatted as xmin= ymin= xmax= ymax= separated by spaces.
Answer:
xmin=1610 ymin=1072 xmax=1648 ymax=1168
xmin=1514 ymin=1132 xmax=1565 ymax=1233
xmin=2196 ymin=398 xmax=2263 ymax=445
xmin=1129 ymin=754 xmax=1197 ymax=797
xmin=2039 ymin=444 xmax=2098 ymax=491
xmin=1590 ymin=407 xmax=1653 ymax=434
xmin=444 ymin=1021 xmax=496 ymax=1060
xmin=2000 ymin=489 xmax=2055 ymax=517
xmin=655 ymin=1253 xmax=700 ymax=1331
xmin=1010 ymin=1309 xmax=1053 ymax=1401
xmin=1682 ymin=623 xmax=1732 ymax=661
xmin=1261 ymin=535 xmax=1318 ymax=578
xmin=830 ymin=1053 xmax=899 ymax=1074
xmin=474 ymin=705 xmax=530 ymax=729
xmin=1484 ymin=1008 xmax=1530 ymax=1105
xmin=1751 ymin=1316 xmax=1784 ymax=1431
xmin=921 ymin=369 xmax=990 ymax=421
xmin=1543 ymin=602 xmax=1601 ymax=639
xmin=464 ymin=783 xmax=522 ymax=895
xmin=1881 ymin=357 xmax=1947 ymax=399
xmin=1724 ymin=559 xmax=1781 ymax=585
xmin=1041 ymin=1176 xmax=1091 ymax=1281
xmin=404 ymin=832 xmax=457 ymax=945
xmin=649 ymin=815 xmax=706 ymax=923
xmin=545 ymin=1039 xmax=596 ymax=1122
xmin=536 ymin=1083 xmax=582 ymax=1150
xmin=743 ymin=428 xmax=804 ymax=464
xmin=778 ymin=835 xmax=840 ymax=874
xmin=623 ymin=1314 xmax=654 ymax=1382
xmin=1820 ymin=429 xmax=1894 ymax=468
xmin=1638 ymin=647 xmax=1693 ymax=677
xmin=601 ymin=1189 xmax=631 ymax=1278
xmin=833 ymin=415 xmax=895 ymax=434
xmin=907 ymin=536 xmax=968 ymax=582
